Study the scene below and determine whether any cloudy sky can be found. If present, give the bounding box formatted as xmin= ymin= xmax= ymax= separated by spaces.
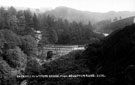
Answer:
xmin=0 ymin=0 xmax=134 ymax=12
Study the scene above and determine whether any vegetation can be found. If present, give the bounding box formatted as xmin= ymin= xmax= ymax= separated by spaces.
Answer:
xmin=38 ymin=15 xmax=103 ymax=45
xmin=0 ymin=6 xmax=103 ymax=85
xmin=0 ymin=7 xmax=38 ymax=85
xmin=26 ymin=22 xmax=135 ymax=84
xmin=83 ymin=24 xmax=135 ymax=84
xmin=95 ymin=16 xmax=135 ymax=33
xmin=45 ymin=6 xmax=135 ymax=25
xmin=1 ymin=6 xmax=135 ymax=85
xmin=27 ymin=50 xmax=90 ymax=85
xmin=28 ymin=24 xmax=135 ymax=85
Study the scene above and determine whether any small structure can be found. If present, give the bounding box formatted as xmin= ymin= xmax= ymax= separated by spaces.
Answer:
xmin=103 ymin=33 xmax=109 ymax=36
xmin=46 ymin=51 xmax=53 ymax=60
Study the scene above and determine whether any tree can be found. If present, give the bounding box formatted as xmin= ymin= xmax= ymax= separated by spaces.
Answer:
xmin=21 ymin=35 xmax=37 ymax=57
xmin=33 ymin=13 xmax=39 ymax=30
xmin=23 ymin=9 xmax=35 ymax=36
xmin=25 ymin=58 xmax=41 ymax=75
xmin=0 ymin=7 xmax=6 ymax=30
xmin=113 ymin=17 xmax=118 ymax=22
xmin=0 ymin=29 xmax=21 ymax=50
xmin=5 ymin=47 xmax=27 ymax=68
xmin=0 ymin=59 xmax=12 ymax=85
xmin=0 ymin=59 xmax=11 ymax=76
xmin=8 ymin=6 xmax=17 ymax=16
xmin=8 ymin=15 xmax=19 ymax=33
xmin=24 ymin=9 xmax=33 ymax=28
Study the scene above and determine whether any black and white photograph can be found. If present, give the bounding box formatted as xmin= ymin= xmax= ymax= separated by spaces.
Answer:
xmin=0 ymin=0 xmax=135 ymax=85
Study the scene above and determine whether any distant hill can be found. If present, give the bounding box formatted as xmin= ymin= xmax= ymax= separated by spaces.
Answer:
xmin=45 ymin=6 xmax=135 ymax=24
xmin=2 ymin=6 xmax=135 ymax=24
xmin=96 ymin=16 xmax=135 ymax=33
xmin=1 ymin=6 xmax=52 ymax=13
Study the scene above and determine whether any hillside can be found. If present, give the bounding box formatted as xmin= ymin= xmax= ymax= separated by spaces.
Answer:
xmin=96 ymin=16 xmax=135 ymax=33
xmin=45 ymin=6 xmax=135 ymax=24
xmin=25 ymin=24 xmax=135 ymax=85
xmin=84 ymin=24 xmax=135 ymax=84
xmin=1 ymin=6 xmax=135 ymax=85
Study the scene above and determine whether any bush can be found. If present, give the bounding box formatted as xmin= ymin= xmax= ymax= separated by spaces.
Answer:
xmin=25 ymin=58 xmax=42 ymax=75
xmin=5 ymin=47 xmax=27 ymax=69
xmin=29 ymin=50 xmax=90 ymax=85
xmin=21 ymin=35 xmax=37 ymax=56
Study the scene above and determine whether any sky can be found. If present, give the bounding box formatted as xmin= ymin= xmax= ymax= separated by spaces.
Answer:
xmin=0 ymin=0 xmax=135 ymax=12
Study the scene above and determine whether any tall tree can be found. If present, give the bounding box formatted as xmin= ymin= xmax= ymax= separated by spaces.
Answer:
xmin=33 ymin=13 xmax=39 ymax=30
xmin=8 ymin=6 xmax=17 ymax=16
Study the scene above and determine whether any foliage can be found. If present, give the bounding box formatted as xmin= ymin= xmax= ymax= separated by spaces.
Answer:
xmin=21 ymin=35 xmax=37 ymax=56
xmin=0 ymin=59 xmax=18 ymax=85
xmin=5 ymin=47 xmax=27 ymax=68
xmin=0 ymin=59 xmax=11 ymax=77
xmin=25 ymin=58 xmax=42 ymax=75
xmin=0 ymin=6 xmax=103 ymax=46
xmin=0 ymin=6 xmax=104 ymax=85
xmin=0 ymin=29 xmax=21 ymax=49
xmin=30 ymin=50 xmax=90 ymax=85
xmin=83 ymin=24 xmax=135 ymax=84
xmin=0 ymin=6 xmax=39 ymax=85
xmin=94 ymin=19 xmax=112 ymax=33
xmin=38 ymin=14 xmax=103 ymax=45
xmin=97 ymin=16 xmax=135 ymax=34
